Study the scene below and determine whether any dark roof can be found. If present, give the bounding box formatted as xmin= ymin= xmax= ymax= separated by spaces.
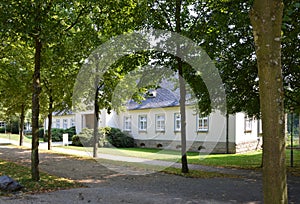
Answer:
xmin=127 ymin=88 xmax=179 ymax=110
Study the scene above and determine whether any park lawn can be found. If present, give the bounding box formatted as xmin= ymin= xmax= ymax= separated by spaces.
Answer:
xmin=0 ymin=133 xmax=44 ymax=143
xmin=0 ymin=159 xmax=83 ymax=196
xmin=61 ymin=145 xmax=300 ymax=170
xmin=62 ymin=146 xmax=186 ymax=162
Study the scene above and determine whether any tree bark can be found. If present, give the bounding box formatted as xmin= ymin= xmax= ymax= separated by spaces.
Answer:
xmin=93 ymin=88 xmax=100 ymax=158
xmin=31 ymin=35 xmax=42 ymax=181
xmin=93 ymin=65 xmax=100 ymax=158
xmin=19 ymin=104 xmax=25 ymax=146
xmin=175 ymin=0 xmax=188 ymax=173
xmin=47 ymin=95 xmax=53 ymax=150
xmin=250 ymin=1 xmax=287 ymax=203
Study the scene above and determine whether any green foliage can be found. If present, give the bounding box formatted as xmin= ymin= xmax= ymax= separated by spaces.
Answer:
xmin=45 ymin=127 xmax=76 ymax=142
xmin=6 ymin=121 xmax=19 ymax=134
xmin=72 ymin=128 xmax=107 ymax=147
xmin=72 ymin=128 xmax=93 ymax=147
xmin=106 ymin=127 xmax=135 ymax=148
xmin=38 ymin=128 xmax=44 ymax=139
xmin=71 ymin=127 xmax=134 ymax=148
xmin=0 ymin=127 xmax=5 ymax=133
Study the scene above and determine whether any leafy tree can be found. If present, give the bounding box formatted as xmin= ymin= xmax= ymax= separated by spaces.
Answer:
xmin=0 ymin=39 xmax=33 ymax=146
xmin=250 ymin=0 xmax=287 ymax=203
xmin=282 ymin=1 xmax=300 ymax=112
xmin=0 ymin=0 xmax=99 ymax=181
xmin=40 ymin=18 xmax=99 ymax=150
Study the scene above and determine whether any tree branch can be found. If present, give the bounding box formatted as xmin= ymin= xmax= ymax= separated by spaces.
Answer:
xmin=64 ymin=7 xmax=86 ymax=32
xmin=155 ymin=0 xmax=174 ymax=32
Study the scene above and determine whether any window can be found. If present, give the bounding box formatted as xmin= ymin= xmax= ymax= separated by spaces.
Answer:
xmin=124 ymin=116 xmax=132 ymax=131
xmin=138 ymin=115 xmax=147 ymax=131
xmin=71 ymin=118 xmax=75 ymax=127
xmin=244 ymin=116 xmax=252 ymax=133
xmin=56 ymin=119 xmax=60 ymax=128
xmin=197 ymin=116 xmax=209 ymax=132
xmin=63 ymin=119 xmax=68 ymax=129
xmin=156 ymin=114 xmax=165 ymax=131
xmin=174 ymin=113 xmax=181 ymax=131
xmin=0 ymin=122 xmax=5 ymax=127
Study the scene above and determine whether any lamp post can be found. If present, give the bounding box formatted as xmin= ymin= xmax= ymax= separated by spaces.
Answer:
xmin=290 ymin=106 xmax=294 ymax=167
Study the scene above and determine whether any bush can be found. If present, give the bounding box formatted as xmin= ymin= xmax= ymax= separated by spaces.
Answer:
xmin=71 ymin=127 xmax=108 ymax=147
xmin=106 ymin=127 xmax=135 ymax=148
xmin=45 ymin=126 xmax=76 ymax=142
xmin=72 ymin=128 xmax=96 ymax=147
xmin=39 ymin=128 xmax=44 ymax=138
xmin=71 ymin=127 xmax=134 ymax=148
xmin=64 ymin=126 xmax=76 ymax=140
xmin=6 ymin=121 xmax=19 ymax=134
xmin=0 ymin=127 xmax=5 ymax=133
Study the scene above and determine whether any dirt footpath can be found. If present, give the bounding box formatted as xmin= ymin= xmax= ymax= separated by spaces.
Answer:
xmin=0 ymin=145 xmax=299 ymax=204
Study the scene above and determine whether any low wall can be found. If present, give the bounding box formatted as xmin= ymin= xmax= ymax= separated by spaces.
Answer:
xmin=134 ymin=138 xmax=262 ymax=154
xmin=134 ymin=139 xmax=236 ymax=154
xmin=235 ymin=138 xmax=262 ymax=153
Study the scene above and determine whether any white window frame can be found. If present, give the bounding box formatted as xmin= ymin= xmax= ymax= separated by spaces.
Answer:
xmin=124 ymin=116 xmax=132 ymax=131
xmin=56 ymin=119 xmax=60 ymax=129
xmin=63 ymin=119 xmax=68 ymax=129
xmin=138 ymin=115 xmax=147 ymax=131
xmin=174 ymin=113 xmax=181 ymax=131
xmin=197 ymin=115 xmax=209 ymax=132
xmin=71 ymin=118 xmax=75 ymax=127
xmin=156 ymin=114 xmax=165 ymax=131
xmin=0 ymin=122 xmax=5 ymax=127
xmin=244 ymin=116 xmax=252 ymax=133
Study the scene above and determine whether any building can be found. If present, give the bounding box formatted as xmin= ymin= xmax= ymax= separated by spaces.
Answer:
xmin=46 ymin=87 xmax=262 ymax=153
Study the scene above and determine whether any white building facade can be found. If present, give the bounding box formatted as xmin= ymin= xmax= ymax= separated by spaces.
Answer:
xmin=47 ymin=88 xmax=262 ymax=153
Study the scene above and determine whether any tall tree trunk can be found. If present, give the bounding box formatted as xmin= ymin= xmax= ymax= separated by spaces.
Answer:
xmin=250 ymin=1 xmax=287 ymax=203
xmin=93 ymin=102 xmax=99 ymax=158
xmin=31 ymin=35 xmax=42 ymax=181
xmin=93 ymin=74 xmax=100 ymax=158
xmin=19 ymin=104 xmax=25 ymax=146
xmin=175 ymin=0 xmax=188 ymax=173
xmin=47 ymin=95 xmax=53 ymax=150
xmin=226 ymin=112 xmax=229 ymax=154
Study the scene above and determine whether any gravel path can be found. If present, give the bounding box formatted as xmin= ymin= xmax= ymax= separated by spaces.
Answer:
xmin=0 ymin=144 xmax=299 ymax=204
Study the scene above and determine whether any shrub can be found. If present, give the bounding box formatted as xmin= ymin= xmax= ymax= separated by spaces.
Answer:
xmin=44 ymin=126 xmax=77 ymax=142
xmin=106 ymin=127 xmax=134 ymax=148
xmin=6 ymin=121 xmax=19 ymax=134
xmin=71 ymin=135 xmax=83 ymax=147
xmin=64 ymin=126 xmax=76 ymax=140
xmin=39 ymin=128 xmax=44 ymax=138
xmin=71 ymin=127 xmax=134 ymax=148
xmin=0 ymin=127 xmax=5 ymax=133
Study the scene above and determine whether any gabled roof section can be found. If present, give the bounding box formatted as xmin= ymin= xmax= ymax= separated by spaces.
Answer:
xmin=127 ymin=88 xmax=179 ymax=110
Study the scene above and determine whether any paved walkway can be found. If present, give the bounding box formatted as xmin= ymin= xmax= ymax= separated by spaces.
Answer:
xmin=0 ymin=138 xmax=299 ymax=204
xmin=0 ymin=137 xmax=260 ymax=177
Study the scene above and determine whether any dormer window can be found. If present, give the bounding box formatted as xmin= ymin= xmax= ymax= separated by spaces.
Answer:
xmin=146 ymin=89 xmax=157 ymax=98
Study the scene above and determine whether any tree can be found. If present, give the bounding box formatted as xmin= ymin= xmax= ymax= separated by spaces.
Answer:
xmin=0 ymin=0 xmax=98 ymax=181
xmin=40 ymin=21 xmax=98 ymax=150
xmin=282 ymin=1 xmax=300 ymax=112
xmin=0 ymin=38 xmax=33 ymax=146
xmin=250 ymin=1 xmax=287 ymax=203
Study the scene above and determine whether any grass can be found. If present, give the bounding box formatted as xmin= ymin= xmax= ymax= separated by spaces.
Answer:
xmin=0 ymin=133 xmax=44 ymax=143
xmin=63 ymin=146 xmax=183 ymax=162
xmin=61 ymin=145 xmax=300 ymax=171
xmin=161 ymin=167 xmax=241 ymax=179
xmin=0 ymin=159 xmax=83 ymax=196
